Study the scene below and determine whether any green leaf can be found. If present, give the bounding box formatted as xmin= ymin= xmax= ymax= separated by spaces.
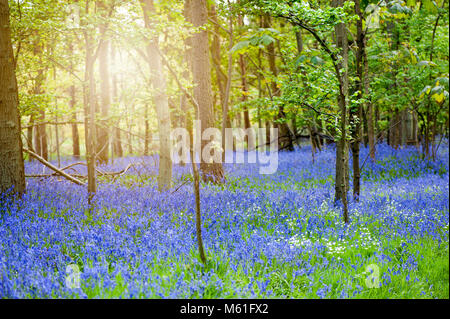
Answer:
xmin=417 ymin=60 xmax=436 ymax=67
xmin=294 ymin=55 xmax=308 ymax=67
xmin=260 ymin=34 xmax=275 ymax=46
xmin=311 ymin=56 xmax=325 ymax=65
xmin=230 ymin=40 xmax=250 ymax=54
xmin=249 ymin=36 xmax=260 ymax=46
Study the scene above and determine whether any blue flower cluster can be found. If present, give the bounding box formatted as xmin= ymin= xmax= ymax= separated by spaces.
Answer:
xmin=0 ymin=142 xmax=448 ymax=298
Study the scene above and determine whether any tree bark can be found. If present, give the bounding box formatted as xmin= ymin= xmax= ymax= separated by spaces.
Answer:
xmin=26 ymin=114 xmax=34 ymax=161
xmin=141 ymin=0 xmax=173 ymax=190
xmin=209 ymin=4 xmax=227 ymax=113
xmin=364 ymin=34 xmax=375 ymax=160
xmin=69 ymin=82 xmax=80 ymax=159
xmin=32 ymin=37 xmax=48 ymax=161
xmin=238 ymin=13 xmax=252 ymax=146
xmin=189 ymin=0 xmax=224 ymax=183
xmin=263 ymin=14 xmax=293 ymax=152
xmin=96 ymin=2 xmax=111 ymax=164
xmin=333 ymin=0 xmax=349 ymax=223
xmin=110 ymin=44 xmax=123 ymax=158
xmin=82 ymin=1 xmax=97 ymax=204
xmin=0 ymin=0 xmax=26 ymax=195
xmin=144 ymin=103 xmax=150 ymax=156
xmin=68 ymin=9 xmax=80 ymax=160
xmin=351 ymin=0 xmax=364 ymax=200
xmin=220 ymin=5 xmax=234 ymax=161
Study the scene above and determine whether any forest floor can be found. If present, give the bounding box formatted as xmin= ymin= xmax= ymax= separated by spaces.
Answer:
xmin=0 ymin=142 xmax=448 ymax=298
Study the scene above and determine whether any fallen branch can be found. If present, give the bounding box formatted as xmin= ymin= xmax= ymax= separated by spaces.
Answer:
xmin=25 ymin=173 xmax=87 ymax=179
xmin=111 ymin=163 xmax=134 ymax=183
xmin=59 ymin=162 xmax=86 ymax=172
xmin=171 ymin=179 xmax=191 ymax=194
xmin=23 ymin=148 xmax=86 ymax=186
xmin=55 ymin=161 xmax=109 ymax=176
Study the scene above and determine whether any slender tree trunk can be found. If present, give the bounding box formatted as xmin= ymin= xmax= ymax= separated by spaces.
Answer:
xmin=189 ymin=0 xmax=224 ymax=183
xmin=127 ymin=104 xmax=133 ymax=155
xmin=144 ymin=104 xmax=150 ymax=156
xmin=0 ymin=0 xmax=26 ymax=195
xmin=32 ymin=34 xmax=48 ymax=161
xmin=83 ymin=2 xmax=97 ymax=205
xmin=312 ymin=120 xmax=322 ymax=151
xmin=191 ymin=137 xmax=206 ymax=264
xmin=220 ymin=6 xmax=234 ymax=162
xmin=333 ymin=0 xmax=349 ymax=223
xmin=27 ymin=114 xmax=34 ymax=161
xmin=375 ymin=103 xmax=381 ymax=142
xmin=185 ymin=0 xmax=207 ymax=264
xmin=239 ymin=54 xmax=251 ymax=130
xmin=54 ymin=98 xmax=61 ymax=167
xmin=351 ymin=0 xmax=364 ymax=200
xmin=34 ymin=111 xmax=48 ymax=160
xmin=85 ymin=57 xmax=96 ymax=202
xmin=141 ymin=0 xmax=172 ymax=190
xmin=179 ymin=0 xmax=193 ymax=166
xmin=309 ymin=126 xmax=316 ymax=163
xmin=69 ymin=81 xmax=80 ymax=159
xmin=364 ymin=35 xmax=375 ymax=160
xmin=265 ymin=121 xmax=271 ymax=151
xmin=209 ymin=4 xmax=227 ymax=112
xmin=238 ymin=13 xmax=251 ymax=147
xmin=110 ymin=44 xmax=123 ymax=158
xmin=412 ymin=108 xmax=418 ymax=147
xmin=34 ymin=110 xmax=48 ymax=161
xmin=96 ymin=8 xmax=110 ymax=164
xmin=257 ymin=19 xmax=263 ymax=132
xmin=263 ymin=14 xmax=293 ymax=151
xmin=68 ymin=11 xmax=80 ymax=160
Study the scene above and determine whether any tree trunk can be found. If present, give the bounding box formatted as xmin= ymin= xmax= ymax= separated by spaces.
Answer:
xmin=179 ymin=0 xmax=193 ymax=166
xmin=127 ymin=104 xmax=133 ymax=155
xmin=68 ymin=13 xmax=80 ymax=160
xmin=257 ymin=17 xmax=263 ymax=132
xmin=144 ymin=103 xmax=150 ymax=156
xmin=26 ymin=114 xmax=34 ymax=161
xmin=238 ymin=13 xmax=252 ymax=147
xmin=141 ymin=0 xmax=172 ymax=190
xmin=34 ymin=111 xmax=48 ymax=160
xmin=333 ymin=0 xmax=349 ymax=223
xmin=209 ymin=4 xmax=227 ymax=113
xmin=189 ymin=0 xmax=224 ymax=183
xmin=96 ymin=5 xmax=110 ymax=164
xmin=0 ymin=0 xmax=26 ymax=195
xmin=263 ymin=14 xmax=293 ymax=151
xmin=82 ymin=2 xmax=97 ymax=205
xmin=54 ymin=97 xmax=61 ymax=167
xmin=110 ymin=44 xmax=123 ymax=158
xmin=69 ymin=83 xmax=80 ymax=159
xmin=351 ymin=0 xmax=364 ymax=200
xmin=364 ymin=35 xmax=375 ymax=160
xmin=32 ymin=33 xmax=48 ymax=161
xmin=220 ymin=5 xmax=234 ymax=161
